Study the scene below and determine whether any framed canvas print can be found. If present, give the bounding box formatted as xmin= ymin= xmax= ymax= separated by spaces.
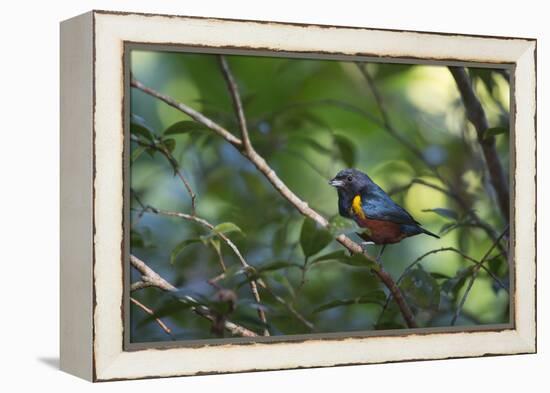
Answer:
xmin=60 ymin=10 xmax=537 ymax=381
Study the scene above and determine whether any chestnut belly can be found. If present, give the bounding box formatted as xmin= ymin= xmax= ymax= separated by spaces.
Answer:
xmin=356 ymin=217 xmax=408 ymax=244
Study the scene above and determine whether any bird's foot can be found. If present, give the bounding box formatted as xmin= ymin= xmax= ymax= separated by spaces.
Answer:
xmin=375 ymin=244 xmax=387 ymax=266
xmin=360 ymin=241 xmax=374 ymax=254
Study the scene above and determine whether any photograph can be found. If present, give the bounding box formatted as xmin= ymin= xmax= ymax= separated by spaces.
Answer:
xmin=127 ymin=49 xmax=512 ymax=344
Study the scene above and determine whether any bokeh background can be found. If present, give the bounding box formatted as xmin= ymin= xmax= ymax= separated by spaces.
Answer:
xmin=129 ymin=50 xmax=510 ymax=343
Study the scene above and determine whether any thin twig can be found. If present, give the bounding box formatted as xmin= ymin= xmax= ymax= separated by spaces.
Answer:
xmin=449 ymin=67 xmax=510 ymax=222
xmin=130 ymin=280 xmax=154 ymax=291
xmin=130 ymin=296 xmax=173 ymax=338
xmin=451 ymin=225 xmax=509 ymax=325
xmin=132 ymin=204 xmax=270 ymax=336
xmin=356 ymin=63 xmax=428 ymax=163
xmin=218 ymin=56 xmax=253 ymax=153
xmin=132 ymin=77 xmax=418 ymax=329
xmin=388 ymin=178 xmax=459 ymax=202
xmin=376 ymin=245 xmax=509 ymax=326
xmin=131 ymin=78 xmax=243 ymax=148
xmin=130 ymin=254 xmax=257 ymax=337
xmin=130 ymin=135 xmax=197 ymax=215
xmin=356 ymin=63 xmax=507 ymax=257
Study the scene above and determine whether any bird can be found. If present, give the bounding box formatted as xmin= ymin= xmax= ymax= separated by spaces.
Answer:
xmin=329 ymin=168 xmax=439 ymax=261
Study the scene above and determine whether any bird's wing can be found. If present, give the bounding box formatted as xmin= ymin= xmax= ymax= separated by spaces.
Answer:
xmin=362 ymin=191 xmax=419 ymax=225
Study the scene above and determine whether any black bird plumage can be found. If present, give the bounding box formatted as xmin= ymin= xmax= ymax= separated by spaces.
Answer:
xmin=329 ymin=168 xmax=439 ymax=245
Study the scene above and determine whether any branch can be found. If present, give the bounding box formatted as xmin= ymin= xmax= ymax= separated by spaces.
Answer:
xmin=132 ymin=74 xmax=418 ymax=329
xmin=356 ymin=63 xmax=428 ymax=163
xmin=131 ymin=78 xmax=243 ymax=148
xmin=449 ymin=67 xmax=510 ymax=222
xmin=130 ymin=254 xmax=258 ymax=338
xmin=218 ymin=56 xmax=253 ymax=153
xmin=357 ymin=63 xmax=507 ymax=257
xmin=451 ymin=225 xmax=509 ymax=325
xmin=131 ymin=135 xmax=197 ymax=214
xmin=377 ymin=246 xmax=509 ymax=326
xmin=130 ymin=296 xmax=173 ymax=338
xmin=131 ymin=202 xmax=270 ymax=336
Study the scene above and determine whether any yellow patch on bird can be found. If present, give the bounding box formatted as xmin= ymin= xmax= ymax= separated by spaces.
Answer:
xmin=351 ymin=195 xmax=366 ymax=220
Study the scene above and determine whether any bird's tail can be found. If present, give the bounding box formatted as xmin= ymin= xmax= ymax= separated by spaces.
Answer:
xmin=421 ymin=227 xmax=440 ymax=239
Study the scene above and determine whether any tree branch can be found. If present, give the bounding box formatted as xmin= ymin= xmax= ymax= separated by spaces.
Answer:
xmin=451 ymin=225 xmax=509 ymax=325
xmin=131 ymin=75 xmax=418 ymax=329
xmin=449 ymin=67 xmax=510 ymax=222
xmin=377 ymin=245 xmax=509 ymax=326
xmin=130 ymin=296 xmax=173 ymax=338
xmin=131 ymin=78 xmax=243 ymax=148
xmin=131 ymin=135 xmax=197 ymax=215
xmin=357 ymin=63 xmax=507 ymax=257
xmin=218 ymin=56 xmax=253 ymax=153
xmin=131 ymin=200 xmax=270 ymax=336
xmin=130 ymin=254 xmax=258 ymax=338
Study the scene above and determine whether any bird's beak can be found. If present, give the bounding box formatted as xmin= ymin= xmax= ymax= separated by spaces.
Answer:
xmin=329 ymin=178 xmax=344 ymax=188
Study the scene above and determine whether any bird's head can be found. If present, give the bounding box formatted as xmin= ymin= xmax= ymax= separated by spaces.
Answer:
xmin=329 ymin=168 xmax=372 ymax=195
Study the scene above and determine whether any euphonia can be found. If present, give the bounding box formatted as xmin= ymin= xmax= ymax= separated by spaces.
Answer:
xmin=329 ymin=168 xmax=439 ymax=258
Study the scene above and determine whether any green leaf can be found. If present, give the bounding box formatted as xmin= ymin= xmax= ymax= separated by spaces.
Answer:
xmin=422 ymin=208 xmax=458 ymax=220
xmin=163 ymin=120 xmax=210 ymax=136
xmin=400 ymin=266 xmax=440 ymax=309
xmin=430 ymin=272 xmax=452 ymax=280
xmin=213 ymin=222 xmax=244 ymax=236
xmin=442 ymin=267 xmax=473 ymax=296
xmin=313 ymin=291 xmax=386 ymax=313
xmin=334 ymin=134 xmax=357 ymax=167
xmin=131 ymin=145 xmax=147 ymax=162
xmin=259 ymin=261 xmax=302 ymax=272
xmin=162 ymin=138 xmax=176 ymax=153
xmin=170 ymin=238 xmax=202 ymax=265
xmin=299 ymin=218 xmax=333 ymax=257
xmin=328 ymin=215 xmax=357 ymax=235
xmin=484 ymin=126 xmax=508 ymax=139
xmin=130 ymin=114 xmax=156 ymax=141
xmin=311 ymin=250 xmax=349 ymax=264
xmin=338 ymin=253 xmax=379 ymax=270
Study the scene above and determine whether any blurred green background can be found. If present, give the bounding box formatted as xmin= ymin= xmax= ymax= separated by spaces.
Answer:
xmin=129 ymin=50 xmax=510 ymax=343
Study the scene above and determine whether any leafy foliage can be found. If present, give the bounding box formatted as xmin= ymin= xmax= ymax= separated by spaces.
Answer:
xmin=129 ymin=51 xmax=511 ymax=342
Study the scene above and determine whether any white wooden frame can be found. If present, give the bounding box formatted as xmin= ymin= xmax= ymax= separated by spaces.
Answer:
xmin=60 ymin=10 xmax=536 ymax=381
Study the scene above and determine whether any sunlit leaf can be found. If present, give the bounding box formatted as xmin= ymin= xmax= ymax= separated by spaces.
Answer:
xmin=163 ymin=120 xmax=210 ymax=136
xmin=484 ymin=126 xmax=508 ymax=139
xmin=299 ymin=218 xmax=333 ymax=257
xmin=213 ymin=222 xmax=244 ymax=236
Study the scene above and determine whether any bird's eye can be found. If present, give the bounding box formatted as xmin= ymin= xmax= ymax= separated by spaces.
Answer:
xmin=347 ymin=176 xmax=353 ymax=182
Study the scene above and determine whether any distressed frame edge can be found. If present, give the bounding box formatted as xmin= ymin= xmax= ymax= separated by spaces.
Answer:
xmin=88 ymin=11 xmax=536 ymax=381
xmin=59 ymin=11 xmax=95 ymax=381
